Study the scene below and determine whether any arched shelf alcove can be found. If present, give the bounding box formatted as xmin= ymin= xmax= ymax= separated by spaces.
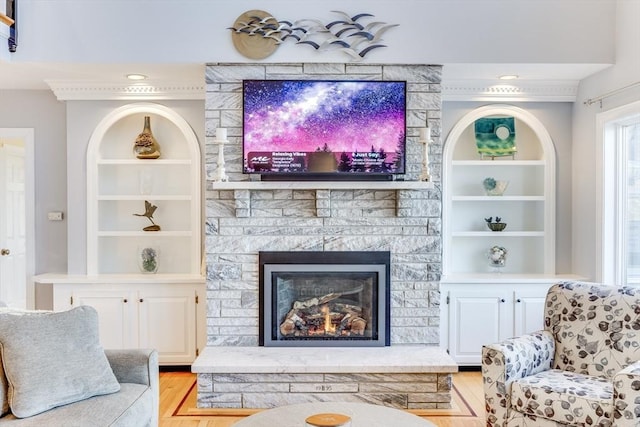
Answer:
xmin=442 ymin=104 xmax=556 ymax=276
xmin=86 ymin=102 xmax=201 ymax=275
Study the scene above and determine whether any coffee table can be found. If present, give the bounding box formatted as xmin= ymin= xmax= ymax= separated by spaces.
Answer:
xmin=232 ymin=402 xmax=436 ymax=427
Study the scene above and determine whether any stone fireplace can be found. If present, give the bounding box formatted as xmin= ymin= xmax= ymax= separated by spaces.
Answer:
xmin=259 ymin=251 xmax=390 ymax=347
xmin=204 ymin=63 xmax=443 ymax=347
xmin=195 ymin=62 xmax=453 ymax=410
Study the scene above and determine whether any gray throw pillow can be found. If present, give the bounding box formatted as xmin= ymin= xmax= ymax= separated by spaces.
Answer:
xmin=0 ymin=305 xmax=121 ymax=418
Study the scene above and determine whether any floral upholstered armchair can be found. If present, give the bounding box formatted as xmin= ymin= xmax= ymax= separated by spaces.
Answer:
xmin=482 ymin=281 xmax=640 ymax=426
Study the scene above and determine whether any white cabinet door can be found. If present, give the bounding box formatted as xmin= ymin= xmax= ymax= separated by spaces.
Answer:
xmin=447 ymin=289 xmax=511 ymax=365
xmin=72 ymin=288 xmax=137 ymax=350
xmin=513 ymin=288 xmax=547 ymax=336
xmin=138 ymin=287 xmax=197 ymax=364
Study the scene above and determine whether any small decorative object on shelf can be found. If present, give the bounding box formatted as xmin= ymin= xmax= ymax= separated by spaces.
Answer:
xmin=488 ymin=245 xmax=507 ymax=272
xmin=419 ymin=126 xmax=431 ymax=181
xmin=214 ymin=127 xmax=229 ymax=182
xmin=475 ymin=117 xmax=517 ymax=159
xmin=133 ymin=116 xmax=161 ymax=159
xmin=133 ymin=200 xmax=161 ymax=231
xmin=306 ymin=413 xmax=352 ymax=427
xmin=485 ymin=216 xmax=507 ymax=231
xmin=138 ymin=247 xmax=159 ymax=274
xmin=482 ymin=177 xmax=509 ymax=196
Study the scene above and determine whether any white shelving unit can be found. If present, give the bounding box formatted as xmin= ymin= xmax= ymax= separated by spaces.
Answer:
xmin=440 ymin=104 xmax=570 ymax=365
xmin=32 ymin=103 xmax=206 ymax=365
xmin=86 ymin=103 xmax=201 ymax=275
xmin=443 ymin=105 xmax=556 ymax=276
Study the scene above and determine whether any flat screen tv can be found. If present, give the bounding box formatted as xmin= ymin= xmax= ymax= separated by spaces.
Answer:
xmin=242 ymin=80 xmax=406 ymax=179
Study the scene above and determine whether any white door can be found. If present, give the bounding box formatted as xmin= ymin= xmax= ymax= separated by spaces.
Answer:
xmin=73 ymin=289 xmax=137 ymax=349
xmin=514 ymin=288 xmax=547 ymax=336
xmin=0 ymin=142 xmax=26 ymax=308
xmin=138 ymin=287 xmax=197 ymax=364
xmin=447 ymin=289 xmax=511 ymax=365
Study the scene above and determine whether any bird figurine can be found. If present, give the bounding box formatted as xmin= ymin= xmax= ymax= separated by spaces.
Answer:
xmin=133 ymin=200 xmax=161 ymax=231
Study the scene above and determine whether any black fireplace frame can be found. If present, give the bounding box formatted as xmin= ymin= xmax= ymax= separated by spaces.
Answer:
xmin=259 ymin=251 xmax=391 ymax=347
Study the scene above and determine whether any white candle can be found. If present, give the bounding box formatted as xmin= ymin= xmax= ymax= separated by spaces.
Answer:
xmin=216 ymin=127 xmax=227 ymax=141
xmin=419 ymin=127 xmax=431 ymax=141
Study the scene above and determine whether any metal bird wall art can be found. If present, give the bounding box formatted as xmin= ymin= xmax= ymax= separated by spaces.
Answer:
xmin=227 ymin=10 xmax=398 ymax=61
xmin=133 ymin=200 xmax=161 ymax=232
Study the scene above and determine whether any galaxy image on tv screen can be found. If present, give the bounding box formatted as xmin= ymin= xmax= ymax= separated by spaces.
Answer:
xmin=242 ymin=80 xmax=406 ymax=175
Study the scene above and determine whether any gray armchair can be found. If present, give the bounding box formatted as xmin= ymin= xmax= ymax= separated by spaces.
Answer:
xmin=482 ymin=281 xmax=640 ymax=426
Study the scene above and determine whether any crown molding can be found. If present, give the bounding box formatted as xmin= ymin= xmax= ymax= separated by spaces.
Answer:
xmin=45 ymin=80 xmax=205 ymax=101
xmin=45 ymin=78 xmax=578 ymax=102
xmin=442 ymin=79 xmax=579 ymax=102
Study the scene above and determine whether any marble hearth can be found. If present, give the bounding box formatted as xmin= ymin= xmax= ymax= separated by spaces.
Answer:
xmin=193 ymin=346 xmax=457 ymax=409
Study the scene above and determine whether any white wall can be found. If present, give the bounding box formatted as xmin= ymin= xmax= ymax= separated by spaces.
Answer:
xmin=572 ymin=0 xmax=640 ymax=282
xmin=14 ymin=0 xmax=614 ymax=66
xmin=0 ymin=90 xmax=67 ymax=273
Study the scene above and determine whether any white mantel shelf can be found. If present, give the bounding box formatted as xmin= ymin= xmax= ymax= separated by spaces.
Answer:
xmin=211 ymin=180 xmax=435 ymax=191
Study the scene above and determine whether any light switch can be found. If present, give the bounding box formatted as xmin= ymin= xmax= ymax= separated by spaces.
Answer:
xmin=47 ymin=211 xmax=64 ymax=221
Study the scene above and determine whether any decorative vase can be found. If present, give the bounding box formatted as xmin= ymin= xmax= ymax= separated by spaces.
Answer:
xmin=138 ymin=246 xmax=159 ymax=273
xmin=133 ymin=116 xmax=161 ymax=159
xmin=487 ymin=245 xmax=507 ymax=272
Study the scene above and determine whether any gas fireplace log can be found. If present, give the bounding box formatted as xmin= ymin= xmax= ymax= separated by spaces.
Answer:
xmin=279 ymin=300 xmax=367 ymax=337
xmin=280 ymin=309 xmax=307 ymax=336
xmin=292 ymin=285 xmax=364 ymax=310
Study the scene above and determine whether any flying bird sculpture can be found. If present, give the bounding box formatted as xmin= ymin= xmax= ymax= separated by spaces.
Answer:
xmin=133 ymin=200 xmax=161 ymax=232
xmin=228 ymin=10 xmax=398 ymax=61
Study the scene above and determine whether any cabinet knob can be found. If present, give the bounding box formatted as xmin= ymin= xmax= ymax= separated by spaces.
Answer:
xmin=0 ymin=248 xmax=9 ymax=256
xmin=123 ymin=298 xmax=128 ymax=303
xmin=517 ymin=298 xmax=522 ymax=303
xmin=139 ymin=298 xmax=144 ymax=303
xmin=500 ymin=298 xmax=506 ymax=303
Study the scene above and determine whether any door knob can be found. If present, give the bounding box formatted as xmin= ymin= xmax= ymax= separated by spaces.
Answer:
xmin=0 ymin=249 xmax=9 ymax=256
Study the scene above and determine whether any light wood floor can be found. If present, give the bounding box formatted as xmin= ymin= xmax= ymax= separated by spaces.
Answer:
xmin=159 ymin=370 xmax=484 ymax=427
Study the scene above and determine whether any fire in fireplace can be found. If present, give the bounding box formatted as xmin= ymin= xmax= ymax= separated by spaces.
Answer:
xmin=259 ymin=251 xmax=390 ymax=347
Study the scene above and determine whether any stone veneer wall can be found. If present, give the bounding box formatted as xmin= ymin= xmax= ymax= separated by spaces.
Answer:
xmin=204 ymin=63 xmax=442 ymax=346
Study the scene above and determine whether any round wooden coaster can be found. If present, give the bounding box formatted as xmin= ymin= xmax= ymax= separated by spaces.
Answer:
xmin=305 ymin=412 xmax=352 ymax=427
xmin=230 ymin=10 xmax=279 ymax=60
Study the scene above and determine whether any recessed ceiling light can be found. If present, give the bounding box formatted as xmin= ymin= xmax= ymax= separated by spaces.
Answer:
xmin=126 ymin=74 xmax=148 ymax=81
xmin=499 ymin=74 xmax=519 ymax=80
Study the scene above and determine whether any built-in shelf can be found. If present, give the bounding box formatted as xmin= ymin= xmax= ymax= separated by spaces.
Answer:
xmin=97 ymin=159 xmax=191 ymax=165
xmin=452 ymin=196 xmax=544 ymax=202
xmin=441 ymin=273 xmax=585 ymax=284
xmin=97 ymin=195 xmax=192 ymax=201
xmin=33 ymin=273 xmax=205 ymax=285
xmin=97 ymin=231 xmax=192 ymax=237
xmin=452 ymin=160 xmax=545 ymax=166
xmin=211 ymin=180 xmax=435 ymax=191
xmin=452 ymin=231 xmax=544 ymax=237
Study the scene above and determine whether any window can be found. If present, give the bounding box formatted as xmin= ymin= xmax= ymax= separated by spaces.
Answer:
xmin=623 ymin=122 xmax=640 ymax=283
xmin=600 ymin=103 xmax=640 ymax=285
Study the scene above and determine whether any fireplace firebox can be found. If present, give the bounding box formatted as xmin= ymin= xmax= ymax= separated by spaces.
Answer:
xmin=259 ymin=251 xmax=390 ymax=347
